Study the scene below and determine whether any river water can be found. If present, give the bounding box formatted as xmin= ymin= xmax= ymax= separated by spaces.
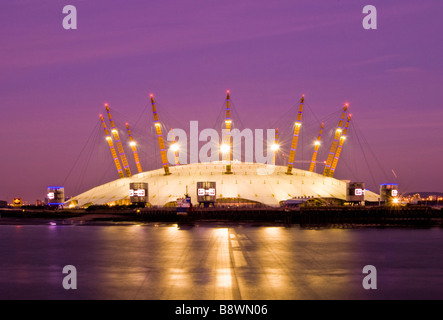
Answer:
xmin=0 ymin=223 xmax=442 ymax=299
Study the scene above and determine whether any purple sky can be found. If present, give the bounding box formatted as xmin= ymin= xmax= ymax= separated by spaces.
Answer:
xmin=1 ymin=0 xmax=442 ymax=203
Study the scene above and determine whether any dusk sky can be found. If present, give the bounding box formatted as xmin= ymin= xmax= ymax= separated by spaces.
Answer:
xmin=1 ymin=0 xmax=442 ymax=203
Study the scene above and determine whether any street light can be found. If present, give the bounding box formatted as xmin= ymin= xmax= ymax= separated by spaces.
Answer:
xmin=271 ymin=143 xmax=280 ymax=152
xmin=170 ymin=143 xmax=179 ymax=152
xmin=220 ymin=143 xmax=230 ymax=154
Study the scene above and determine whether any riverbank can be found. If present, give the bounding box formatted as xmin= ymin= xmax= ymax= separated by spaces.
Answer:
xmin=0 ymin=206 xmax=442 ymax=228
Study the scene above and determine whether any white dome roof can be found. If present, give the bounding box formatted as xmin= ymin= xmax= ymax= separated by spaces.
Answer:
xmin=67 ymin=162 xmax=379 ymax=207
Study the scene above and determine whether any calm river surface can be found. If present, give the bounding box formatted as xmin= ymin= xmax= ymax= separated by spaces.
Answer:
xmin=0 ymin=223 xmax=442 ymax=299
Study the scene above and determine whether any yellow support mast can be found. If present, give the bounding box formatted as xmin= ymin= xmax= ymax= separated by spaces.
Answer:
xmin=150 ymin=94 xmax=171 ymax=175
xmin=286 ymin=95 xmax=304 ymax=175
xmin=169 ymin=129 xmax=180 ymax=166
xmin=272 ymin=128 xmax=279 ymax=165
xmin=105 ymin=104 xmax=131 ymax=177
xmin=308 ymin=122 xmax=324 ymax=172
xmin=99 ymin=114 xmax=125 ymax=178
xmin=223 ymin=90 xmax=233 ymax=174
xmin=329 ymin=114 xmax=352 ymax=177
xmin=323 ymin=103 xmax=348 ymax=176
xmin=125 ymin=122 xmax=143 ymax=174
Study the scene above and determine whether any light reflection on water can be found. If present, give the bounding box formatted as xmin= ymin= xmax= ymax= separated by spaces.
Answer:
xmin=0 ymin=224 xmax=442 ymax=299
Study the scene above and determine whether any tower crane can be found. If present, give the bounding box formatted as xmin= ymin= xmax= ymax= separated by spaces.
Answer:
xmin=309 ymin=122 xmax=324 ymax=172
xmin=323 ymin=103 xmax=348 ymax=176
xmin=169 ymin=129 xmax=180 ymax=166
xmin=105 ymin=104 xmax=131 ymax=177
xmin=272 ymin=128 xmax=279 ymax=166
xmin=150 ymin=94 xmax=171 ymax=175
xmin=99 ymin=114 xmax=125 ymax=178
xmin=286 ymin=95 xmax=304 ymax=174
xmin=328 ymin=114 xmax=352 ymax=178
xmin=223 ymin=90 xmax=233 ymax=174
xmin=125 ymin=122 xmax=143 ymax=174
